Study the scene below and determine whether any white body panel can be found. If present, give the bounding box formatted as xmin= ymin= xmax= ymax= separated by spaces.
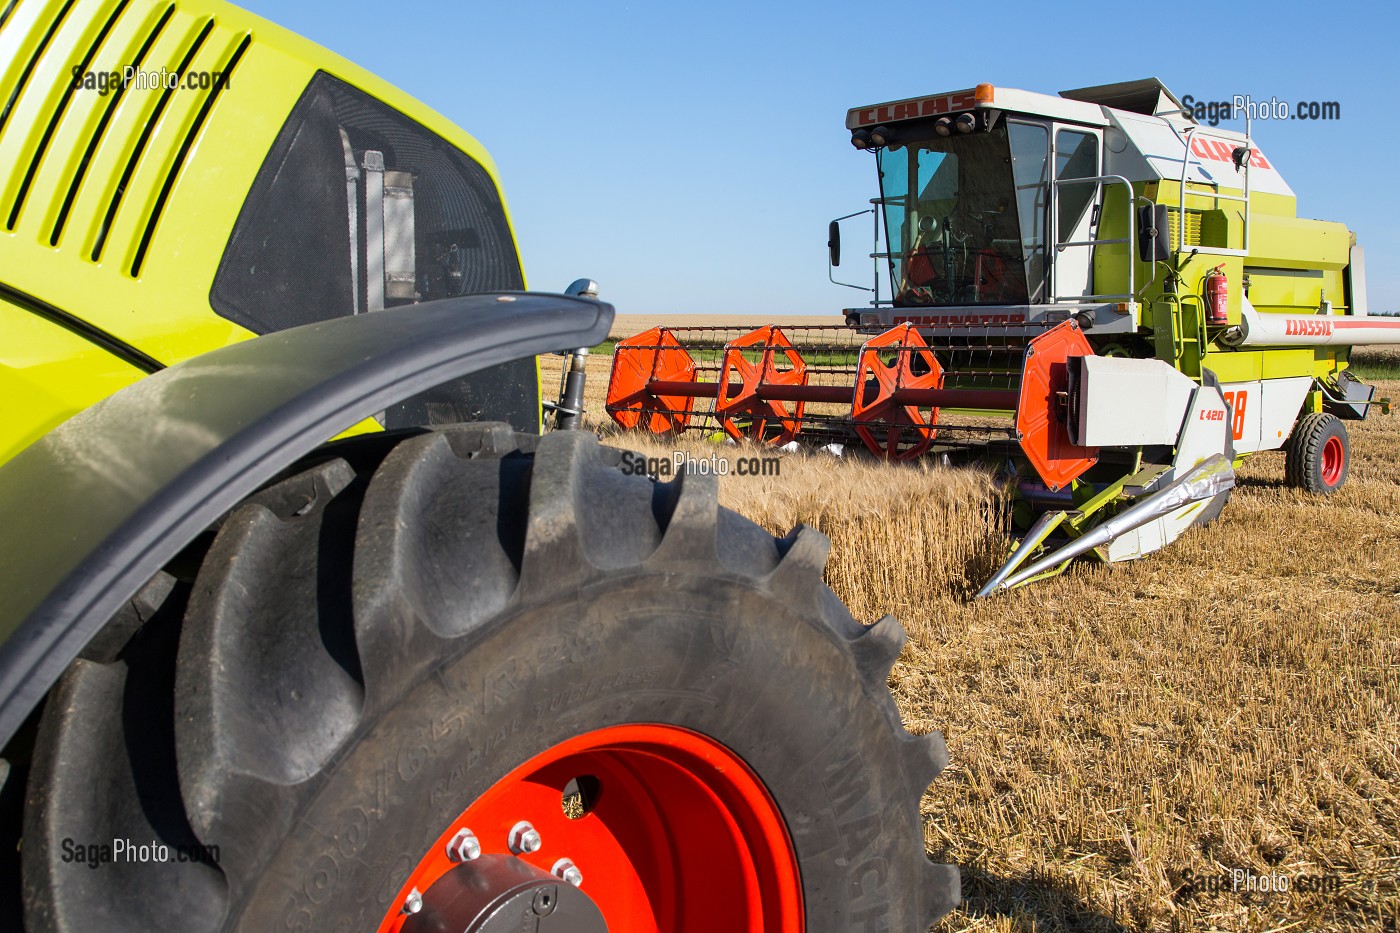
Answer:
xmin=1105 ymin=111 xmax=1294 ymax=196
xmin=1219 ymin=381 xmax=1263 ymax=452
xmin=1073 ymin=356 xmax=1196 ymax=447
xmin=1219 ymin=377 xmax=1312 ymax=453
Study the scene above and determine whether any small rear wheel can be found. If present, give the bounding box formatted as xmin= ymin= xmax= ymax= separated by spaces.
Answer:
xmin=1284 ymin=411 xmax=1349 ymax=494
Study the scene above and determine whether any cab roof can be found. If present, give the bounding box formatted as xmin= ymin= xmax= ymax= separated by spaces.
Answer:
xmin=846 ymin=77 xmax=1197 ymax=131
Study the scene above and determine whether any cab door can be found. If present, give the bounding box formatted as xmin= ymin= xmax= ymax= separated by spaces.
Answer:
xmin=1050 ymin=126 xmax=1102 ymax=300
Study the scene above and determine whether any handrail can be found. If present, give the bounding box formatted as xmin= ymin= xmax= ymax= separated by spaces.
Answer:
xmin=1050 ymin=173 xmax=1137 ymax=304
xmin=1178 ymin=117 xmax=1251 ymax=257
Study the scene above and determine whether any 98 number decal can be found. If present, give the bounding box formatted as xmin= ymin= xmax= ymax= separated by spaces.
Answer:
xmin=1221 ymin=389 xmax=1248 ymax=441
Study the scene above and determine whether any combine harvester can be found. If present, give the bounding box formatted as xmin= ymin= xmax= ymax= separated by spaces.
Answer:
xmin=607 ymin=79 xmax=1398 ymax=594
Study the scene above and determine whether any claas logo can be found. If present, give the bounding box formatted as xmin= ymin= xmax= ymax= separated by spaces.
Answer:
xmin=1285 ymin=319 xmax=1332 ymax=337
xmin=1191 ymin=137 xmax=1273 ymax=170
xmin=852 ymin=91 xmax=979 ymax=127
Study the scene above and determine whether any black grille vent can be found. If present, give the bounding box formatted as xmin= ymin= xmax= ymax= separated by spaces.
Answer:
xmin=0 ymin=0 xmax=79 ymax=141
xmin=48 ymin=2 xmax=177 ymax=247
xmin=5 ymin=0 xmax=131 ymax=232
xmin=129 ymin=30 xmax=249 ymax=275
xmin=0 ymin=1 xmax=250 ymax=276
xmin=88 ymin=14 xmax=214 ymax=263
xmin=0 ymin=0 xmax=23 ymax=34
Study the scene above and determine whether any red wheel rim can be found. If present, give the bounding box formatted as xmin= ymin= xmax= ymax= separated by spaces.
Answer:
xmin=1321 ymin=435 xmax=1345 ymax=486
xmin=376 ymin=724 xmax=803 ymax=932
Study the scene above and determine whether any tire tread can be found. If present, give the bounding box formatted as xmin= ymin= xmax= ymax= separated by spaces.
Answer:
xmin=24 ymin=425 xmax=958 ymax=931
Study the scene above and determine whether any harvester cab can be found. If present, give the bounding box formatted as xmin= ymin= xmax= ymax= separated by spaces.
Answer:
xmin=607 ymin=78 xmax=1399 ymax=593
xmin=839 ymin=79 xmax=1281 ymax=333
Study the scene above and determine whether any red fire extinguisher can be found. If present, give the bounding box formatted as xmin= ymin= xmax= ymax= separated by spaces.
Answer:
xmin=1205 ymin=264 xmax=1229 ymax=324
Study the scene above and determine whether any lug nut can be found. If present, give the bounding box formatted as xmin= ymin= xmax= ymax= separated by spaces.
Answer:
xmin=402 ymin=888 xmax=423 ymax=915
xmin=552 ymin=857 xmax=583 ymax=887
xmin=446 ymin=828 xmax=481 ymax=862
xmin=508 ymin=821 xmax=542 ymax=855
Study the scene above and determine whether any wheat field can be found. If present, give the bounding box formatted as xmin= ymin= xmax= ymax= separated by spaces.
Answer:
xmin=542 ymin=341 xmax=1400 ymax=932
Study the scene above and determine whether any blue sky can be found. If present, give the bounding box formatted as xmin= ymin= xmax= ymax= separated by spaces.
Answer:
xmin=238 ymin=0 xmax=1396 ymax=316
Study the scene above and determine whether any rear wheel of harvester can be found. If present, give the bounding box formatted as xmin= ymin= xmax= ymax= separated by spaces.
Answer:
xmin=20 ymin=426 xmax=956 ymax=932
xmin=1284 ymin=411 xmax=1349 ymax=494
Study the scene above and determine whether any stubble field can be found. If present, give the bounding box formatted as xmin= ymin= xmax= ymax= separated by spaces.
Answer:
xmin=542 ymin=335 xmax=1400 ymax=932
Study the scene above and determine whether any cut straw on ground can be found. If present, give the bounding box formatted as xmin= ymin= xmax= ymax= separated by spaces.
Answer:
xmin=543 ymin=346 xmax=1400 ymax=932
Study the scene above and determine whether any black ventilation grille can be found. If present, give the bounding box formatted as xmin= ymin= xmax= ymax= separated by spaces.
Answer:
xmin=0 ymin=1 xmax=250 ymax=276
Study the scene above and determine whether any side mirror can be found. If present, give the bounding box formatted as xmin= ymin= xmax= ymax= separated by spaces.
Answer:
xmin=828 ymin=220 xmax=841 ymax=267
xmin=1136 ymin=203 xmax=1170 ymax=263
xmin=565 ymin=278 xmax=599 ymax=299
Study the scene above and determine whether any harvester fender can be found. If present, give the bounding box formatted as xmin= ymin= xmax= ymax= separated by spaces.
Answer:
xmin=1101 ymin=383 xmax=1233 ymax=563
xmin=0 ymin=292 xmax=612 ymax=748
xmin=1170 ymin=384 xmax=1232 ymax=477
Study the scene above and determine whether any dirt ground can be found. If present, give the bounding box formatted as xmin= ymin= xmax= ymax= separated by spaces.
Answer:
xmin=541 ymin=345 xmax=1400 ymax=932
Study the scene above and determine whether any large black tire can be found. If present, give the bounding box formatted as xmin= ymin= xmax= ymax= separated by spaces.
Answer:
xmin=20 ymin=425 xmax=956 ymax=931
xmin=1284 ymin=411 xmax=1349 ymax=494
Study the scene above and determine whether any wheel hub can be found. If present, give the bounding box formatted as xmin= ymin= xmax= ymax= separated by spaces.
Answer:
xmin=402 ymin=854 xmax=607 ymax=933
xmin=1322 ymin=434 xmax=1344 ymax=486
xmin=376 ymin=724 xmax=803 ymax=932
